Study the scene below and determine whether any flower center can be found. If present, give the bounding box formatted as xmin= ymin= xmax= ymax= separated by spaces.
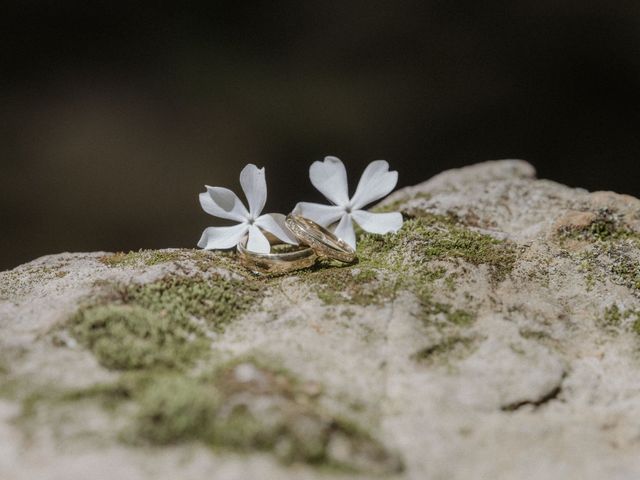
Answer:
xmin=344 ymin=206 xmax=352 ymax=214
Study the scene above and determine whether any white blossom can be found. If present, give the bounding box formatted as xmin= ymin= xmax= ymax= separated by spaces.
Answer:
xmin=294 ymin=156 xmax=403 ymax=248
xmin=198 ymin=164 xmax=297 ymax=253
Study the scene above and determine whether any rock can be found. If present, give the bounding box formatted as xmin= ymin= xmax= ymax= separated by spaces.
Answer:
xmin=1 ymin=159 xmax=640 ymax=480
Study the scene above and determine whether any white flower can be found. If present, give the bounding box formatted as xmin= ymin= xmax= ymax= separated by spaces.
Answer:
xmin=198 ymin=164 xmax=298 ymax=253
xmin=294 ymin=156 xmax=403 ymax=248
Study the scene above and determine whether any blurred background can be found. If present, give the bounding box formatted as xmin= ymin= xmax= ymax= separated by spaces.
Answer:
xmin=2 ymin=1 xmax=640 ymax=270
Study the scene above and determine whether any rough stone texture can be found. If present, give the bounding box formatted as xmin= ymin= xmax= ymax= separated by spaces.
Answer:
xmin=1 ymin=160 xmax=640 ymax=480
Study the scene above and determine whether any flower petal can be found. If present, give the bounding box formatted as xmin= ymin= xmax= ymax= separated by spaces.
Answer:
xmin=309 ymin=156 xmax=350 ymax=206
xmin=247 ymin=224 xmax=271 ymax=253
xmin=200 ymin=187 xmax=249 ymax=222
xmin=350 ymin=160 xmax=398 ymax=210
xmin=240 ymin=164 xmax=267 ymax=217
xmin=197 ymin=223 xmax=248 ymax=250
xmin=255 ymin=213 xmax=298 ymax=244
xmin=293 ymin=202 xmax=344 ymax=227
xmin=352 ymin=210 xmax=403 ymax=234
xmin=333 ymin=214 xmax=356 ymax=249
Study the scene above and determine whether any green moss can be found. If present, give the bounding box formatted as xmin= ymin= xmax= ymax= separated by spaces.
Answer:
xmin=406 ymin=268 xmax=475 ymax=327
xmin=67 ymin=273 xmax=261 ymax=371
xmin=134 ymin=373 xmax=220 ymax=444
xmin=99 ymin=249 xmax=238 ymax=272
xmin=307 ymin=216 xmax=493 ymax=326
xmin=0 ymin=350 xmax=29 ymax=401
xmin=519 ymin=329 xmax=552 ymax=342
xmin=415 ymin=267 xmax=448 ymax=283
xmin=559 ymin=208 xmax=639 ymax=243
xmin=61 ymin=382 xmax=132 ymax=406
xmin=309 ymin=214 xmax=514 ymax=310
xmin=597 ymin=243 xmax=639 ymax=291
xmin=207 ymin=378 xmax=332 ymax=461
xmin=69 ymin=304 xmax=209 ymax=370
xmin=100 ymin=250 xmax=179 ymax=267
xmin=602 ymin=304 xmax=624 ymax=329
xmin=584 ymin=212 xmax=622 ymax=241
xmin=30 ymin=359 xmax=401 ymax=473
xmin=358 ymin=215 xmax=517 ymax=283
xmin=418 ymin=298 xmax=475 ymax=327
xmin=122 ymin=275 xmax=260 ymax=333
xmin=631 ymin=317 xmax=640 ymax=336
xmin=14 ymin=379 xmax=135 ymax=431
xmin=307 ymin=267 xmax=396 ymax=306
xmin=210 ymin=360 xmax=400 ymax=471
xmin=610 ymin=257 xmax=640 ymax=291
xmin=576 ymin=243 xmax=640 ymax=293
xmin=445 ymin=308 xmax=475 ymax=326
xmin=444 ymin=273 xmax=458 ymax=292
xmin=424 ymin=228 xmax=508 ymax=266
xmin=584 ymin=272 xmax=596 ymax=291
xmin=419 ymin=228 xmax=515 ymax=282
xmin=598 ymin=304 xmax=640 ymax=334
xmin=19 ymin=382 xmax=133 ymax=422
xmin=353 ymin=268 xmax=377 ymax=283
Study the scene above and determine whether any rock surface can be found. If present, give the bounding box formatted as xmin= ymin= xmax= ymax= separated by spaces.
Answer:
xmin=1 ymin=160 xmax=640 ymax=480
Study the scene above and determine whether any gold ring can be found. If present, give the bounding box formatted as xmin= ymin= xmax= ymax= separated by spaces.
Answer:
xmin=236 ymin=237 xmax=317 ymax=274
xmin=285 ymin=214 xmax=357 ymax=264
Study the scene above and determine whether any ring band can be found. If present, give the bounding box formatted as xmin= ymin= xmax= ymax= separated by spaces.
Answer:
xmin=236 ymin=237 xmax=317 ymax=274
xmin=285 ymin=214 xmax=357 ymax=264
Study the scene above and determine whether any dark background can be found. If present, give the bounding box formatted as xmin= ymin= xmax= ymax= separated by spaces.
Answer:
xmin=2 ymin=1 xmax=640 ymax=271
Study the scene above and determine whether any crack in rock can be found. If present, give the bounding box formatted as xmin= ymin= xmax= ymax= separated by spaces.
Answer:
xmin=500 ymin=373 xmax=566 ymax=412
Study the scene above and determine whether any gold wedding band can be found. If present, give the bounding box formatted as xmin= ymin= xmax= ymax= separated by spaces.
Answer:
xmin=236 ymin=215 xmax=357 ymax=274
xmin=236 ymin=237 xmax=317 ymax=274
xmin=285 ymin=214 xmax=357 ymax=264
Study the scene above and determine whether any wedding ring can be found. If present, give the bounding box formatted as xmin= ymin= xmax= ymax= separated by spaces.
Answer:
xmin=236 ymin=237 xmax=317 ymax=274
xmin=285 ymin=214 xmax=357 ymax=264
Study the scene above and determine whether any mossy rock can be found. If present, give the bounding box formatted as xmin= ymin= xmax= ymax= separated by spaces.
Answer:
xmin=4 ymin=160 xmax=640 ymax=479
xmin=69 ymin=304 xmax=209 ymax=370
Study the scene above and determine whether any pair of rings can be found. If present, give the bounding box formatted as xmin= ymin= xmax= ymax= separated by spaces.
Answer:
xmin=236 ymin=214 xmax=357 ymax=274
